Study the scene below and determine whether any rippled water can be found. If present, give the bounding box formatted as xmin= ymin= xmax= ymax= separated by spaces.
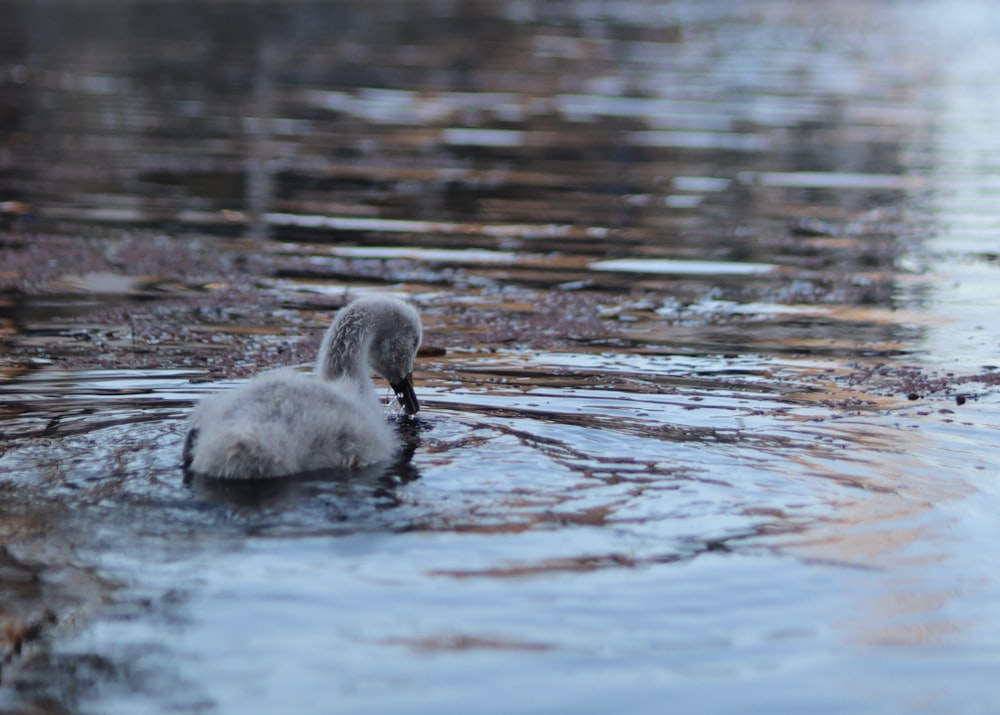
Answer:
xmin=1 ymin=2 xmax=1000 ymax=713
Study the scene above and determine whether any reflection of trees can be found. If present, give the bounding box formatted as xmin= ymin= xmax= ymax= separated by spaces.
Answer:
xmin=4 ymin=3 xmax=536 ymax=237
xmin=4 ymin=2 xmax=913 ymax=308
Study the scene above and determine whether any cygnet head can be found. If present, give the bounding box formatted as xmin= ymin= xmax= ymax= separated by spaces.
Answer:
xmin=368 ymin=299 xmax=422 ymax=414
xmin=317 ymin=295 xmax=423 ymax=414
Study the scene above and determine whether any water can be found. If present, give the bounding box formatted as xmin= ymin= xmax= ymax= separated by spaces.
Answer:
xmin=2 ymin=1 xmax=1000 ymax=713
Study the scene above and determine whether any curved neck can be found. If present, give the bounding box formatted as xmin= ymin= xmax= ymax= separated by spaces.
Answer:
xmin=316 ymin=308 xmax=374 ymax=383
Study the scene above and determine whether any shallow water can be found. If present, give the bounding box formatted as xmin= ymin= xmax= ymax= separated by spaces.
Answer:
xmin=2 ymin=1 xmax=1000 ymax=713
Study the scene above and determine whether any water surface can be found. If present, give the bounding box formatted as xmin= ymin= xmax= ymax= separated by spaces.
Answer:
xmin=1 ymin=2 xmax=999 ymax=713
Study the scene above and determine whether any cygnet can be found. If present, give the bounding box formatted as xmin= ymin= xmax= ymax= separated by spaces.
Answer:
xmin=183 ymin=295 xmax=422 ymax=479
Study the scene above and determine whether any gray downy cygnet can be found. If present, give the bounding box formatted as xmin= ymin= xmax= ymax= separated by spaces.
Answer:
xmin=183 ymin=295 xmax=422 ymax=479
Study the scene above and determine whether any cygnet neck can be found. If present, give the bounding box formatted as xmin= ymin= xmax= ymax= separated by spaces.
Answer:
xmin=316 ymin=306 xmax=377 ymax=384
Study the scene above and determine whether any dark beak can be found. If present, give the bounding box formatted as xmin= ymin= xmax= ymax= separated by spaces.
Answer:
xmin=391 ymin=373 xmax=419 ymax=415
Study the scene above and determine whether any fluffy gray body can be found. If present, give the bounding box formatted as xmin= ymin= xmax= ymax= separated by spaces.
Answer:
xmin=184 ymin=296 xmax=422 ymax=479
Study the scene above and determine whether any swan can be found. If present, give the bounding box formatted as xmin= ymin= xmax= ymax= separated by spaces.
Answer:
xmin=183 ymin=295 xmax=422 ymax=479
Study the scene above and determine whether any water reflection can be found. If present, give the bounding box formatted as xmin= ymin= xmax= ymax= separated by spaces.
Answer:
xmin=2 ymin=1 xmax=1000 ymax=714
